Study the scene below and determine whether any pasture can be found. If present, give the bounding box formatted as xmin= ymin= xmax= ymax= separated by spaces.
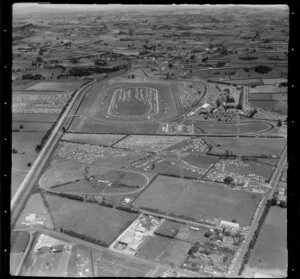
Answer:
xmin=133 ymin=175 xmax=262 ymax=226
xmin=45 ymin=194 xmax=138 ymax=246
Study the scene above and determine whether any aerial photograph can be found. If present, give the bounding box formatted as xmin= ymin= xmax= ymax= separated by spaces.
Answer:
xmin=10 ymin=3 xmax=288 ymax=278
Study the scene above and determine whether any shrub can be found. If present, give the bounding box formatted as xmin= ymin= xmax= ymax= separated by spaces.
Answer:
xmin=12 ymin=148 xmax=18 ymax=154
xmin=224 ymin=176 xmax=234 ymax=184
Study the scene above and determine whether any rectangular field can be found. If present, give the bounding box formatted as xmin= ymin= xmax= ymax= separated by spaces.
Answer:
xmin=115 ymin=135 xmax=190 ymax=152
xmin=208 ymin=137 xmax=286 ymax=157
xmin=25 ymin=81 xmax=86 ymax=92
xmin=45 ymin=194 xmax=138 ymax=246
xmin=13 ymin=113 xmax=58 ymax=123
xmin=248 ymin=207 xmax=287 ymax=273
xmin=12 ymin=121 xmax=53 ymax=132
xmin=92 ymin=249 xmax=155 ymax=277
xmin=133 ymin=175 xmax=262 ymax=226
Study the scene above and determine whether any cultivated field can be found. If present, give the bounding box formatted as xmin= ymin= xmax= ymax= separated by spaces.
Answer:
xmin=208 ymin=137 xmax=286 ymax=157
xmin=133 ymin=175 xmax=262 ymax=226
xmin=45 ymin=194 xmax=138 ymax=246
xmin=12 ymin=121 xmax=53 ymax=132
xmin=25 ymin=81 xmax=86 ymax=92
xmin=13 ymin=92 xmax=72 ymax=114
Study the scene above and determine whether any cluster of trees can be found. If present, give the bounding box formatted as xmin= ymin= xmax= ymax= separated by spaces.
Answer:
xmin=59 ymin=227 xmax=109 ymax=247
xmin=238 ymin=199 xmax=272 ymax=275
xmin=254 ymin=65 xmax=273 ymax=74
xmin=115 ymin=205 xmax=139 ymax=214
xmin=35 ymin=122 xmax=55 ymax=153
xmin=239 ymin=56 xmax=258 ymax=61
xmin=22 ymin=73 xmax=45 ymax=80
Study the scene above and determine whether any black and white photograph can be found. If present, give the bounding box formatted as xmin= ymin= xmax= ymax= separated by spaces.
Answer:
xmin=8 ymin=3 xmax=289 ymax=277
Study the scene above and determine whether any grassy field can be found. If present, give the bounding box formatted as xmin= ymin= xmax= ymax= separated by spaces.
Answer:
xmin=11 ymin=231 xmax=30 ymax=253
xmin=133 ymin=175 xmax=262 ymax=226
xmin=12 ymin=121 xmax=53 ymax=132
xmin=69 ymin=80 xmax=180 ymax=134
xmin=62 ymin=133 xmax=126 ymax=147
xmin=92 ymin=249 xmax=155 ymax=277
xmin=197 ymin=121 xmax=272 ymax=135
xmin=40 ymin=161 xmax=148 ymax=194
xmin=137 ymin=235 xmax=172 ymax=260
xmin=208 ymin=137 xmax=286 ymax=157
xmin=66 ymin=245 xmax=93 ymax=277
xmin=15 ymin=193 xmax=54 ymax=230
xmin=13 ymin=113 xmax=58 ymax=123
xmin=45 ymin=194 xmax=138 ymax=246
xmin=10 ymin=253 xmax=24 ymax=275
xmin=159 ymin=239 xmax=192 ymax=267
xmin=248 ymin=207 xmax=287 ymax=272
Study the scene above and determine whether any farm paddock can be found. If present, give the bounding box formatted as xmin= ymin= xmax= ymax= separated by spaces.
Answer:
xmin=132 ymin=175 xmax=262 ymax=227
xmin=44 ymin=194 xmax=138 ymax=246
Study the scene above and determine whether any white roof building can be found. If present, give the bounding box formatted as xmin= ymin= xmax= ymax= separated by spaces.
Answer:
xmin=220 ymin=220 xmax=240 ymax=230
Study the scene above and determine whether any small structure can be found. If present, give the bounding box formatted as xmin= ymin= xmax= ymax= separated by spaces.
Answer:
xmin=199 ymin=103 xmax=213 ymax=114
xmin=220 ymin=220 xmax=240 ymax=231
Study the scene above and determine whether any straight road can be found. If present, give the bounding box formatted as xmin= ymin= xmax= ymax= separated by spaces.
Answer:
xmin=228 ymin=144 xmax=287 ymax=277
xmin=11 ymin=69 xmax=129 ymax=227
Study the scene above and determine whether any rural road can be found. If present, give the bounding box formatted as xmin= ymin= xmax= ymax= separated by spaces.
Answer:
xmin=11 ymin=69 xmax=130 ymax=227
xmin=227 ymin=144 xmax=287 ymax=277
xmin=16 ymin=227 xmax=208 ymax=277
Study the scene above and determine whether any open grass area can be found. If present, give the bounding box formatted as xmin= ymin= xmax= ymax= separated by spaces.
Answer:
xmin=92 ymin=249 xmax=155 ymax=277
xmin=69 ymin=80 xmax=181 ymax=134
xmin=45 ymin=194 xmax=138 ymax=246
xmin=137 ymin=235 xmax=172 ymax=260
xmin=40 ymin=161 xmax=148 ymax=195
xmin=11 ymin=231 xmax=30 ymax=253
xmin=197 ymin=121 xmax=272 ymax=135
xmin=248 ymin=207 xmax=287 ymax=271
xmin=133 ymin=175 xmax=262 ymax=226
xmin=13 ymin=113 xmax=58 ymax=123
xmin=208 ymin=137 xmax=286 ymax=157
xmin=115 ymin=135 xmax=190 ymax=152
xmin=12 ymin=121 xmax=53 ymax=132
